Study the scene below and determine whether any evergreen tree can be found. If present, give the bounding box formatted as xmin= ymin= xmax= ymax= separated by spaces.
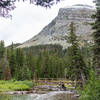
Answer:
xmin=21 ymin=62 xmax=31 ymax=80
xmin=26 ymin=52 xmax=35 ymax=79
xmin=66 ymin=22 xmax=88 ymax=84
xmin=9 ymin=43 xmax=16 ymax=78
xmin=36 ymin=52 xmax=43 ymax=78
xmin=81 ymin=1 xmax=100 ymax=96
xmin=15 ymin=48 xmax=25 ymax=80
xmin=92 ymin=0 xmax=100 ymax=76
xmin=42 ymin=52 xmax=50 ymax=78
xmin=22 ymin=55 xmax=31 ymax=80
xmin=51 ymin=54 xmax=60 ymax=78
xmin=0 ymin=58 xmax=4 ymax=79
xmin=80 ymin=69 xmax=100 ymax=100
xmin=0 ymin=41 xmax=5 ymax=80
xmin=16 ymin=48 xmax=24 ymax=68
xmin=0 ymin=40 xmax=5 ymax=58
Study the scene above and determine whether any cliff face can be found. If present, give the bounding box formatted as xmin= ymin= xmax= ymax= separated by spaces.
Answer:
xmin=18 ymin=4 xmax=95 ymax=48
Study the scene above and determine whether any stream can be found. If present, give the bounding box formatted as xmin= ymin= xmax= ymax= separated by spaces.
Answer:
xmin=0 ymin=91 xmax=78 ymax=100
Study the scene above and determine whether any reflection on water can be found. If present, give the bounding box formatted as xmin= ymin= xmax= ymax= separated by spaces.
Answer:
xmin=0 ymin=91 xmax=77 ymax=100
xmin=35 ymin=91 xmax=74 ymax=100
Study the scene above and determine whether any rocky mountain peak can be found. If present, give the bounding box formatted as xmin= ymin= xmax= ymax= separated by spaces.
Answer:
xmin=18 ymin=4 xmax=95 ymax=48
xmin=65 ymin=4 xmax=95 ymax=9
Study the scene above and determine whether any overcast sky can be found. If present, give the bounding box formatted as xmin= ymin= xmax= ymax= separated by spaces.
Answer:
xmin=0 ymin=0 xmax=94 ymax=46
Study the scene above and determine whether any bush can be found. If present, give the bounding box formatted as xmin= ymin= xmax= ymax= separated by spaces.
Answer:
xmin=80 ymin=70 xmax=100 ymax=100
xmin=0 ymin=80 xmax=33 ymax=92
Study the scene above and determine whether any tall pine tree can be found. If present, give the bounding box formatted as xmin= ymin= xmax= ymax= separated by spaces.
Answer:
xmin=8 ymin=43 xmax=16 ymax=78
xmin=0 ymin=41 xmax=5 ymax=79
xmin=92 ymin=0 xmax=100 ymax=76
xmin=66 ymin=22 xmax=88 ymax=84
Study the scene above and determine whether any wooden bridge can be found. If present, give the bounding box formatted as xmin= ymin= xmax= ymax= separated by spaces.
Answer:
xmin=32 ymin=78 xmax=77 ymax=87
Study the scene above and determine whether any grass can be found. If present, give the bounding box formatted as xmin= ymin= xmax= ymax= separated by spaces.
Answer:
xmin=0 ymin=80 xmax=33 ymax=92
xmin=0 ymin=80 xmax=75 ymax=92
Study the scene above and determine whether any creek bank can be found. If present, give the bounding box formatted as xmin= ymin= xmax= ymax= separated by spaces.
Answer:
xmin=1 ymin=90 xmax=48 ymax=95
xmin=0 ymin=91 xmax=79 ymax=100
xmin=0 ymin=85 xmax=79 ymax=100
xmin=1 ymin=85 xmax=76 ymax=94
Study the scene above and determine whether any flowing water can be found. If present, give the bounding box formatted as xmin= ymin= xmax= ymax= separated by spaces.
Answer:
xmin=0 ymin=91 xmax=77 ymax=100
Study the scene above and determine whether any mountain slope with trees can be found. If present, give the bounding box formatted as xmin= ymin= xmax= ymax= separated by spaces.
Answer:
xmin=0 ymin=22 xmax=90 ymax=82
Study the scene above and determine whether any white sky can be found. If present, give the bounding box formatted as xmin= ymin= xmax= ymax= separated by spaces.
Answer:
xmin=0 ymin=0 xmax=94 ymax=46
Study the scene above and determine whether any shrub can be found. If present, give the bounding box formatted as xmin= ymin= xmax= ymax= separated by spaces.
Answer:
xmin=0 ymin=80 xmax=32 ymax=92
xmin=80 ymin=70 xmax=100 ymax=100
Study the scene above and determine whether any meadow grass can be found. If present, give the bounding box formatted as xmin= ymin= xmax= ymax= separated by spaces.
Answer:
xmin=0 ymin=80 xmax=75 ymax=92
xmin=0 ymin=80 xmax=33 ymax=92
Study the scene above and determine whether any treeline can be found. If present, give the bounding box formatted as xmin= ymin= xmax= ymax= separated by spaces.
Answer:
xmin=0 ymin=42 xmax=70 ymax=80
xmin=0 ymin=23 xmax=92 ymax=83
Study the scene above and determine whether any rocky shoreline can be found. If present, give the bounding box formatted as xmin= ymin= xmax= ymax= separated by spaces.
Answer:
xmin=0 ymin=85 xmax=79 ymax=100
xmin=1 ymin=85 xmax=76 ymax=94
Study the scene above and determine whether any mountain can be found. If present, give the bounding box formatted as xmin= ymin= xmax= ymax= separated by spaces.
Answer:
xmin=18 ymin=4 xmax=95 ymax=48
xmin=7 ymin=43 xmax=22 ymax=48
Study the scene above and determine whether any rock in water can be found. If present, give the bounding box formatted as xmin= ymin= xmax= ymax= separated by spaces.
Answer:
xmin=18 ymin=4 xmax=95 ymax=48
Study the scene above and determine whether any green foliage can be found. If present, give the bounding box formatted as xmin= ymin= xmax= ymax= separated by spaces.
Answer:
xmin=0 ymin=40 xmax=91 ymax=81
xmin=0 ymin=80 xmax=32 ymax=92
xmin=92 ymin=1 xmax=100 ymax=75
xmin=80 ymin=70 xmax=100 ymax=100
xmin=21 ymin=66 xmax=31 ymax=80
xmin=0 ymin=41 xmax=6 ymax=80
xmin=8 ymin=43 xmax=17 ymax=77
xmin=66 ymin=22 xmax=88 ymax=81
xmin=0 ymin=40 xmax=5 ymax=58
xmin=80 ymin=2 xmax=100 ymax=99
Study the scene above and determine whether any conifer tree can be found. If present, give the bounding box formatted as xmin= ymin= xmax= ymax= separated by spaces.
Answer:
xmin=36 ymin=52 xmax=43 ymax=78
xmin=92 ymin=0 xmax=100 ymax=75
xmin=42 ymin=52 xmax=50 ymax=78
xmin=0 ymin=40 xmax=5 ymax=58
xmin=9 ymin=43 xmax=16 ymax=78
xmin=22 ymin=55 xmax=31 ymax=80
xmin=15 ymin=48 xmax=25 ymax=80
xmin=0 ymin=41 xmax=5 ymax=79
xmin=81 ymin=0 xmax=100 ymax=95
xmin=16 ymin=48 xmax=24 ymax=68
xmin=67 ymin=22 xmax=88 ymax=84
xmin=0 ymin=59 xmax=4 ymax=79
xmin=21 ymin=64 xmax=31 ymax=80
xmin=26 ymin=52 xmax=35 ymax=79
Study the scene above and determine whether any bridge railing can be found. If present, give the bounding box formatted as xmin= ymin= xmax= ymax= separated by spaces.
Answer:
xmin=32 ymin=78 xmax=78 ymax=87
